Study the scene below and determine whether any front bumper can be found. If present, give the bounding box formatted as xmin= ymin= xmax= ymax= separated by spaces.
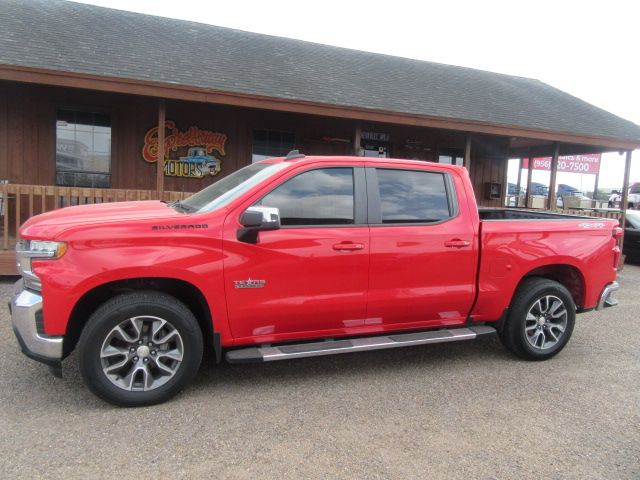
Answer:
xmin=596 ymin=281 xmax=620 ymax=311
xmin=10 ymin=279 xmax=63 ymax=365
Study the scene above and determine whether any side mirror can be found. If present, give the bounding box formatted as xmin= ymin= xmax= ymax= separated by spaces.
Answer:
xmin=237 ymin=206 xmax=281 ymax=243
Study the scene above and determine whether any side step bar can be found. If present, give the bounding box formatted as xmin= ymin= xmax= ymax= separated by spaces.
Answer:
xmin=226 ymin=326 xmax=496 ymax=364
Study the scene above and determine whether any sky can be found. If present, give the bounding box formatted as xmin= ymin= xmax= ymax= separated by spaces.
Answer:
xmin=72 ymin=0 xmax=640 ymax=191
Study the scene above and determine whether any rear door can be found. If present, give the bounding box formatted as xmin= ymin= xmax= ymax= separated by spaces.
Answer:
xmin=223 ymin=165 xmax=370 ymax=343
xmin=365 ymin=165 xmax=478 ymax=330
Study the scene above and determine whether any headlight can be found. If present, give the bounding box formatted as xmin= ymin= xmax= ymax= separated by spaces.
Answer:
xmin=16 ymin=240 xmax=67 ymax=291
xmin=27 ymin=240 xmax=68 ymax=258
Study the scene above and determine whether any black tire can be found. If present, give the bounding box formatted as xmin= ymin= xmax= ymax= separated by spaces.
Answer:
xmin=500 ymin=277 xmax=576 ymax=361
xmin=78 ymin=291 xmax=203 ymax=407
xmin=629 ymin=203 xmax=635 ymax=210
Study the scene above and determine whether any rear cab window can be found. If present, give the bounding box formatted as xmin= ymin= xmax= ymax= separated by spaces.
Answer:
xmin=369 ymin=167 xmax=456 ymax=224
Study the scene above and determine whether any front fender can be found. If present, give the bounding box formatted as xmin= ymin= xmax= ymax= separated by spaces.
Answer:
xmin=33 ymin=242 xmax=229 ymax=340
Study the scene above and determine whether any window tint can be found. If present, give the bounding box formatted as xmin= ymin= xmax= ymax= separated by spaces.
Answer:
xmin=376 ymin=169 xmax=450 ymax=223
xmin=259 ymin=168 xmax=354 ymax=226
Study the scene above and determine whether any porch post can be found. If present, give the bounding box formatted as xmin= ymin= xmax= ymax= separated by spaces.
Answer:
xmin=524 ymin=149 xmax=533 ymax=208
xmin=353 ymin=124 xmax=362 ymax=156
xmin=156 ymin=99 xmax=166 ymax=198
xmin=619 ymin=150 xmax=632 ymax=259
xmin=515 ymin=157 xmax=523 ymax=207
xmin=464 ymin=133 xmax=472 ymax=169
xmin=548 ymin=142 xmax=560 ymax=210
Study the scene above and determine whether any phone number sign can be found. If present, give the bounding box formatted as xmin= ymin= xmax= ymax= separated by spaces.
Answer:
xmin=522 ymin=154 xmax=601 ymax=174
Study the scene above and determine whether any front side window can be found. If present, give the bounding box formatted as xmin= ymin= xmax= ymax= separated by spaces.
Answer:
xmin=252 ymin=130 xmax=295 ymax=163
xmin=259 ymin=168 xmax=355 ymax=226
xmin=376 ymin=168 xmax=451 ymax=223
xmin=56 ymin=110 xmax=111 ymax=187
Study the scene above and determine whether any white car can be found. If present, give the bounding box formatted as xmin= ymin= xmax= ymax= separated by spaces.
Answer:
xmin=628 ymin=183 xmax=640 ymax=209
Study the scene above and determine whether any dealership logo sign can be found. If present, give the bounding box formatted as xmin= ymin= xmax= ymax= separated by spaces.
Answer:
xmin=142 ymin=120 xmax=227 ymax=179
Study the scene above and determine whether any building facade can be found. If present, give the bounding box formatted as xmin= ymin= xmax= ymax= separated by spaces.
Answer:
xmin=1 ymin=0 xmax=640 ymax=273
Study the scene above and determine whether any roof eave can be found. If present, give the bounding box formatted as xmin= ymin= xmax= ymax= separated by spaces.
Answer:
xmin=1 ymin=64 xmax=638 ymax=150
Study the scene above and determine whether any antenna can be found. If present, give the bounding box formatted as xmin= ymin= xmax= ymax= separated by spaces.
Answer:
xmin=284 ymin=150 xmax=306 ymax=161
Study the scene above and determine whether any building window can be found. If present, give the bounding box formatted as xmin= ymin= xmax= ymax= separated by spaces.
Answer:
xmin=259 ymin=168 xmax=355 ymax=226
xmin=438 ymin=148 xmax=464 ymax=166
xmin=56 ymin=110 xmax=111 ymax=187
xmin=252 ymin=130 xmax=295 ymax=162
xmin=376 ymin=168 xmax=451 ymax=223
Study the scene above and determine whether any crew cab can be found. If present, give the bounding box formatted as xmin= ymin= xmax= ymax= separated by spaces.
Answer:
xmin=10 ymin=153 xmax=621 ymax=406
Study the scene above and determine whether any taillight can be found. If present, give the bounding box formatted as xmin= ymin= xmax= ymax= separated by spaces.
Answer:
xmin=613 ymin=226 xmax=623 ymax=239
xmin=613 ymin=226 xmax=623 ymax=269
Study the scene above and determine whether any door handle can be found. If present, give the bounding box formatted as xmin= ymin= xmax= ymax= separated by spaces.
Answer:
xmin=444 ymin=239 xmax=471 ymax=248
xmin=333 ymin=242 xmax=365 ymax=251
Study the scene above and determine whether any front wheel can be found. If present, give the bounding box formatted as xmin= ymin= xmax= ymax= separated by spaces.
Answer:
xmin=78 ymin=291 xmax=203 ymax=407
xmin=500 ymin=277 xmax=576 ymax=360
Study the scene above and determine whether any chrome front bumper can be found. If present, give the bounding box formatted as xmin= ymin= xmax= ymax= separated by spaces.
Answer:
xmin=596 ymin=281 xmax=620 ymax=311
xmin=10 ymin=279 xmax=63 ymax=364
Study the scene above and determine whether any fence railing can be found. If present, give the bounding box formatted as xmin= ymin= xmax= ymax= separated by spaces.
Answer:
xmin=0 ymin=184 xmax=194 ymax=250
xmin=556 ymin=208 xmax=624 ymax=222
xmin=0 ymin=184 xmax=627 ymax=252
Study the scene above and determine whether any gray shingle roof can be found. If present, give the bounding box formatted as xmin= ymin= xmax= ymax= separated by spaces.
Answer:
xmin=2 ymin=0 xmax=640 ymax=144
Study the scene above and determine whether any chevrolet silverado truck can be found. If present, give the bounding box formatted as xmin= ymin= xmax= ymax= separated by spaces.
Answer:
xmin=11 ymin=153 xmax=621 ymax=406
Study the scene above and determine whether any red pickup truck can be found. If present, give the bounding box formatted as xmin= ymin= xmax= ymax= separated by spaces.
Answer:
xmin=11 ymin=153 xmax=621 ymax=406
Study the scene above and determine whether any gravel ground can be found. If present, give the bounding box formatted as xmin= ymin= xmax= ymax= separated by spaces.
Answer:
xmin=0 ymin=267 xmax=639 ymax=480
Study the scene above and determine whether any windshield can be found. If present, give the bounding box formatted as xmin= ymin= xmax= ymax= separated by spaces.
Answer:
xmin=180 ymin=162 xmax=289 ymax=213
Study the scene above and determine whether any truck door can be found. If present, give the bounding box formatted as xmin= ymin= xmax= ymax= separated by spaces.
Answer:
xmin=365 ymin=166 xmax=478 ymax=330
xmin=223 ymin=166 xmax=369 ymax=343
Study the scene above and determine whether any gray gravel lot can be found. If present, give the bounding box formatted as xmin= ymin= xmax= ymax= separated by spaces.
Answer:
xmin=0 ymin=267 xmax=639 ymax=479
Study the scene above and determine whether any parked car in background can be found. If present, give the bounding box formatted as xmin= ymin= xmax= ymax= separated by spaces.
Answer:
xmin=624 ymin=211 xmax=640 ymax=263
xmin=530 ymin=182 xmax=549 ymax=196
xmin=627 ymin=183 xmax=640 ymax=209
xmin=557 ymin=184 xmax=582 ymax=197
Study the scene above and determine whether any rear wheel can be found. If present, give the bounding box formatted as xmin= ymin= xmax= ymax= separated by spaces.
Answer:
xmin=78 ymin=291 xmax=203 ymax=406
xmin=500 ymin=277 xmax=576 ymax=360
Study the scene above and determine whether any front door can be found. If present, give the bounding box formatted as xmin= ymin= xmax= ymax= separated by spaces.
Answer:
xmin=365 ymin=165 xmax=478 ymax=330
xmin=223 ymin=166 xmax=369 ymax=344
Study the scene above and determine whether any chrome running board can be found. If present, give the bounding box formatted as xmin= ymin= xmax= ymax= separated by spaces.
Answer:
xmin=225 ymin=326 xmax=496 ymax=364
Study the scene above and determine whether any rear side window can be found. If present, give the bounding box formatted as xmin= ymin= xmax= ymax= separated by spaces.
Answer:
xmin=376 ymin=169 xmax=451 ymax=223
xmin=259 ymin=168 xmax=355 ymax=226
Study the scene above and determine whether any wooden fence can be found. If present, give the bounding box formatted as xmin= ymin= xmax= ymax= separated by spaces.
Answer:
xmin=556 ymin=208 xmax=624 ymax=222
xmin=0 ymin=184 xmax=626 ymax=252
xmin=0 ymin=184 xmax=194 ymax=250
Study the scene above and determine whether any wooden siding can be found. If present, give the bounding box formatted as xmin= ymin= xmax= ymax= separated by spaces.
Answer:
xmin=0 ymin=80 xmax=510 ymax=207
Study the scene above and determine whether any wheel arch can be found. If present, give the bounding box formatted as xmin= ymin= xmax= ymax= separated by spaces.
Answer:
xmin=516 ymin=264 xmax=586 ymax=310
xmin=63 ymin=277 xmax=218 ymax=360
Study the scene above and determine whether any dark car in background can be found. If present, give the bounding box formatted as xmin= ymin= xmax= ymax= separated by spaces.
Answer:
xmin=624 ymin=211 xmax=640 ymax=263
xmin=530 ymin=182 xmax=549 ymax=196
xmin=557 ymin=184 xmax=582 ymax=197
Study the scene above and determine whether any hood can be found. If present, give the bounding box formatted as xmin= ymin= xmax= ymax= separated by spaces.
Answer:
xmin=20 ymin=201 xmax=185 ymax=239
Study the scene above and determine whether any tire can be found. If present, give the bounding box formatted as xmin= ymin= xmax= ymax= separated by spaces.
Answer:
xmin=500 ymin=277 xmax=576 ymax=361
xmin=629 ymin=203 xmax=635 ymax=210
xmin=78 ymin=291 xmax=203 ymax=407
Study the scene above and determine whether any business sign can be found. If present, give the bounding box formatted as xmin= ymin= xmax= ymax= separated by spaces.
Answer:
xmin=142 ymin=121 xmax=227 ymax=179
xmin=361 ymin=131 xmax=390 ymax=142
xmin=522 ymin=153 xmax=601 ymax=175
